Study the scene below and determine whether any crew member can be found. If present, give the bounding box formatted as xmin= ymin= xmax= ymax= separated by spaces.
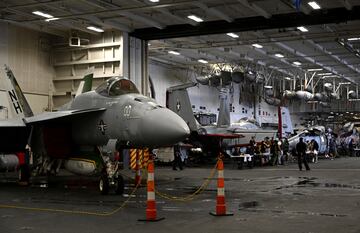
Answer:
xmin=296 ymin=137 xmax=310 ymax=171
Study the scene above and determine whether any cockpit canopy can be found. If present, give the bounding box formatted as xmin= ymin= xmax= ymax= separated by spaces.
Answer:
xmin=95 ymin=77 xmax=139 ymax=97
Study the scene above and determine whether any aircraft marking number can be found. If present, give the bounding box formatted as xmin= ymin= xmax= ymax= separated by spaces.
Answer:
xmin=124 ymin=105 xmax=132 ymax=118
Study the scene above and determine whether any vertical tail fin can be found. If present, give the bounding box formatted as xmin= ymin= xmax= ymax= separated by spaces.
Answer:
xmin=281 ymin=107 xmax=293 ymax=136
xmin=3 ymin=65 xmax=33 ymax=118
xmin=166 ymin=83 xmax=198 ymax=132
xmin=75 ymin=73 xmax=93 ymax=97
xmin=217 ymin=88 xmax=230 ymax=128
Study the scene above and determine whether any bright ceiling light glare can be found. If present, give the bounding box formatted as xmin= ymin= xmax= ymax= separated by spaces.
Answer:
xmin=45 ymin=17 xmax=59 ymax=22
xmin=285 ymin=77 xmax=292 ymax=80
xmin=187 ymin=15 xmax=204 ymax=22
xmin=307 ymin=68 xmax=323 ymax=71
xmin=148 ymin=0 xmax=160 ymax=2
xmin=226 ymin=32 xmax=239 ymax=38
xmin=275 ymin=53 xmax=285 ymax=58
xmin=264 ymin=85 xmax=273 ymax=89
xmin=347 ymin=37 xmax=360 ymax=41
xmin=86 ymin=26 xmax=104 ymax=32
xmin=32 ymin=11 xmax=54 ymax=18
xmin=308 ymin=1 xmax=321 ymax=9
xmin=297 ymin=26 xmax=309 ymax=32
xmin=198 ymin=59 xmax=208 ymax=64
xmin=252 ymin=43 xmax=263 ymax=48
xmin=317 ymin=72 xmax=333 ymax=76
xmin=293 ymin=61 xmax=302 ymax=66
xmin=168 ymin=50 xmax=180 ymax=55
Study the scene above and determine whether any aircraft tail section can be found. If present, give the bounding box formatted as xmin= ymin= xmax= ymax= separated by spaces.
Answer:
xmin=217 ymin=88 xmax=230 ymax=128
xmin=3 ymin=65 xmax=34 ymax=118
xmin=166 ymin=83 xmax=198 ymax=132
xmin=281 ymin=107 xmax=294 ymax=136
xmin=75 ymin=73 xmax=93 ymax=97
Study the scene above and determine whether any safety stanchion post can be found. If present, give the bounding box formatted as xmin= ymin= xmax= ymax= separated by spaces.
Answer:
xmin=210 ymin=153 xmax=233 ymax=216
xmin=138 ymin=153 xmax=164 ymax=222
xmin=135 ymin=149 xmax=141 ymax=186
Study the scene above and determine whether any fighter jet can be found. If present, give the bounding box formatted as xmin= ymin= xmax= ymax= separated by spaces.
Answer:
xmin=166 ymin=83 xmax=277 ymax=158
xmin=0 ymin=65 xmax=190 ymax=194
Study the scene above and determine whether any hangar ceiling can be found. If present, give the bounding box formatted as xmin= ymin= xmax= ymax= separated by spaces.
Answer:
xmin=1 ymin=0 xmax=360 ymax=86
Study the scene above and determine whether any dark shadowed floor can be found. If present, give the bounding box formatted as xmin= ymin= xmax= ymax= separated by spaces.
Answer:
xmin=0 ymin=157 xmax=359 ymax=233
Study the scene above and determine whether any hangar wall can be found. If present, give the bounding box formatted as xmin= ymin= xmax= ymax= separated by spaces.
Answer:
xmin=0 ymin=23 xmax=53 ymax=119
xmin=149 ymin=61 xmax=282 ymax=126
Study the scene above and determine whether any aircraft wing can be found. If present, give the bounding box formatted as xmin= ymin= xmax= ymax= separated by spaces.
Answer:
xmin=205 ymin=133 xmax=244 ymax=139
xmin=0 ymin=118 xmax=26 ymax=127
xmin=24 ymin=108 xmax=106 ymax=124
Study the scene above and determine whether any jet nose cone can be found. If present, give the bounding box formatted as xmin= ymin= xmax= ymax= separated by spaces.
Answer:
xmin=141 ymin=108 xmax=190 ymax=147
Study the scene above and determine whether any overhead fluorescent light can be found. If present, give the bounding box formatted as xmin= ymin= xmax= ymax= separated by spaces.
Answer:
xmin=285 ymin=77 xmax=292 ymax=80
xmin=32 ymin=11 xmax=54 ymax=19
xmin=275 ymin=53 xmax=284 ymax=58
xmin=87 ymin=26 xmax=104 ymax=32
xmin=293 ymin=61 xmax=302 ymax=66
xmin=148 ymin=0 xmax=160 ymax=2
xmin=187 ymin=15 xmax=203 ymax=22
xmin=297 ymin=26 xmax=309 ymax=32
xmin=198 ymin=59 xmax=208 ymax=64
xmin=307 ymin=68 xmax=323 ymax=71
xmin=308 ymin=1 xmax=321 ymax=9
xmin=226 ymin=32 xmax=239 ymax=38
xmin=168 ymin=50 xmax=180 ymax=55
xmin=252 ymin=43 xmax=263 ymax=48
xmin=347 ymin=37 xmax=360 ymax=41
xmin=45 ymin=17 xmax=59 ymax=22
xmin=317 ymin=72 xmax=333 ymax=76
xmin=264 ymin=85 xmax=273 ymax=89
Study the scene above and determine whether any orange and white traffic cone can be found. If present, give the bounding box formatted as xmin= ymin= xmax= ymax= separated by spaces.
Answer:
xmin=135 ymin=149 xmax=141 ymax=186
xmin=139 ymin=154 xmax=164 ymax=222
xmin=210 ymin=155 xmax=233 ymax=216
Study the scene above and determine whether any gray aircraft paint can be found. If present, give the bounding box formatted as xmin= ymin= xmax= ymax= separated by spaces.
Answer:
xmin=0 ymin=67 xmax=190 ymax=153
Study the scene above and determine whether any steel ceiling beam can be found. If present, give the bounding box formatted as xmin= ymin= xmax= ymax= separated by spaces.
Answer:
xmin=237 ymin=0 xmax=272 ymax=19
xmin=130 ymin=6 xmax=360 ymax=40
xmin=193 ymin=2 xmax=234 ymax=22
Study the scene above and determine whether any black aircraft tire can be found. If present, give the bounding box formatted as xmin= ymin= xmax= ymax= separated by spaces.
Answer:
xmin=115 ymin=175 xmax=124 ymax=195
xmin=99 ymin=174 xmax=109 ymax=195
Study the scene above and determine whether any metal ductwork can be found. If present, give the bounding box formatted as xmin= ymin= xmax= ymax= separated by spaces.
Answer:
xmin=324 ymin=83 xmax=333 ymax=92
xmin=348 ymin=90 xmax=357 ymax=99
xmin=264 ymin=88 xmax=274 ymax=96
xmin=244 ymin=71 xmax=256 ymax=82
xmin=231 ymin=71 xmax=244 ymax=83
xmin=295 ymin=90 xmax=314 ymax=101
xmin=265 ymin=97 xmax=281 ymax=106
xmin=283 ymin=90 xmax=296 ymax=99
xmin=196 ymin=75 xmax=211 ymax=85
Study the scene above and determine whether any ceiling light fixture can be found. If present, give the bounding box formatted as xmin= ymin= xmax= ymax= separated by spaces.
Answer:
xmin=45 ymin=17 xmax=59 ymax=22
xmin=308 ymin=1 xmax=321 ymax=9
xmin=187 ymin=15 xmax=204 ymax=22
xmin=226 ymin=32 xmax=239 ymax=38
xmin=148 ymin=0 xmax=160 ymax=2
xmin=297 ymin=26 xmax=309 ymax=32
xmin=275 ymin=53 xmax=284 ymax=58
xmin=317 ymin=72 xmax=333 ymax=76
xmin=32 ymin=11 xmax=54 ymax=18
xmin=198 ymin=59 xmax=208 ymax=64
xmin=86 ymin=26 xmax=104 ymax=32
xmin=264 ymin=85 xmax=273 ymax=89
xmin=252 ymin=43 xmax=263 ymax=48
xmin=168 ymin=50 xmax=180 ymax=55
xmin=347 ymin=37 xmax=360 ymax=41
xmin=293 ymin=61 xmax=302 ymax=66
xmin=285 ymin=77 xmax=292 ymax=80
xmin=307 ymin=68 xmax=323 ymax=71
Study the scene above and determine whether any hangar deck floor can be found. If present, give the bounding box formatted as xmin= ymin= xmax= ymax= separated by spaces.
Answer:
xmin=0 ymin=157 xmax=359 ymax=233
